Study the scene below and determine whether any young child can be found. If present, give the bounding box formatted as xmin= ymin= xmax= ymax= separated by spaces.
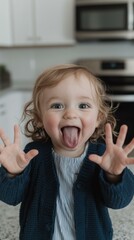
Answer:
xmin=0 ymin=64 xmax=134 ymax=240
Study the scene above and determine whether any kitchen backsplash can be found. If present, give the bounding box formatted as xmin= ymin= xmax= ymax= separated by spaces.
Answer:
xmin=1 ymin=41 xmax=134 ymax=83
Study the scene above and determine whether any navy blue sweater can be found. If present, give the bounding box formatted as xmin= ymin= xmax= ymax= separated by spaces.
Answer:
xmin=0 ymin=140 xmax=134 ymax=240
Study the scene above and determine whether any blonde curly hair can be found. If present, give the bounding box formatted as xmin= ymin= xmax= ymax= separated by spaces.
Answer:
xmin=22 ymin=64 xmax=117 ymax=142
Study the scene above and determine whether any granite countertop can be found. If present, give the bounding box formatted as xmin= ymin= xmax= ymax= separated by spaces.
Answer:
xmin=0 ymin=199 xmax=134 ymax=240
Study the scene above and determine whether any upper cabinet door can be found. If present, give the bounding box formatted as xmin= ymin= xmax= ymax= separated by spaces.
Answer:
xmin=0 ymin=0 xmax=75 ymax=46
xmin=35 ymin=0 xmax=75 ymax=45
xmin=11 ymin=0 xmax=34 ymax=45
xmin=0 ymin=0 xmax=13 ymax=46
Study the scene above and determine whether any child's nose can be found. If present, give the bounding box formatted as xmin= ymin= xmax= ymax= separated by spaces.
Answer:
xmin=63 ymin=108 xmax=78 ymax=119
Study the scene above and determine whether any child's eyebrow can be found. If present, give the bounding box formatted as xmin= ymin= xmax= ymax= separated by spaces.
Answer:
xmin=79 ymin=96 xmax=93 ymax=101
xmin=47 ymin=96 xmax=92 ymax=101
xmin=45 ymin=97 xmax=61 ymax=104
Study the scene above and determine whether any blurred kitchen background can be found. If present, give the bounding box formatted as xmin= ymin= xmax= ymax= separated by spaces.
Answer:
xmin=1 ymin=0 xmax=134 ymax=146
xmin=0 ymin=0 xmax=134 ymax=239
xmin=1 ymin=0 xmax=134 ymax=145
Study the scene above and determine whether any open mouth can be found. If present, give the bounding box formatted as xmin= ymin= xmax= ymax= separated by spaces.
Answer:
xmin=61 ymin=126 xmax=80 ymax=148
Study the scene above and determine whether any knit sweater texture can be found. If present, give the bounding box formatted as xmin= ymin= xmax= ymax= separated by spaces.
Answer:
xmin=0 ymin=140 xmax=134 ymax=240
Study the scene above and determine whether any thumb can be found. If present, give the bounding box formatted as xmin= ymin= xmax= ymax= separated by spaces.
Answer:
xmin=25 ymin=149 xmax=39 ymax=163
xmin=88 ymin=154 xmax=102 ymax=165
xmin=18 ymin=149 xmax=39 ymax=170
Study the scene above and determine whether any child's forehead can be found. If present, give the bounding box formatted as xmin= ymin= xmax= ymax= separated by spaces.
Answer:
xmin=37 ymin=70 xmax=97 ymax=97
xmin=38 ymin=71 xmax=100 ymax=106
xmin=58 ymin=71 xmax=94 ymax=85
xmin=40 ymin=74 xmax=97 ymax=99
xmin=50 ymin=72 xmax=94 ymax=89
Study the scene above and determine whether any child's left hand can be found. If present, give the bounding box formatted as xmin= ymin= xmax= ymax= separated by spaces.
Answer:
xmin=89 ymin=123 xmax=134 ymax=176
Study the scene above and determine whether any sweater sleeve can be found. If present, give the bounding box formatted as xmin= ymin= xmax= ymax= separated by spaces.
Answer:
xmin=0 ymin=164 xmax=31 ymax=205
xmin=99 ymin=167 xmax=134 ymax=209
xmin=0 ymin=141 xmax=39 ymax=205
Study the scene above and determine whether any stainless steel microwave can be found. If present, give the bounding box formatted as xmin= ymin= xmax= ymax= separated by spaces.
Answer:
xmin=75 ymin=0 xmax=134 ymax=40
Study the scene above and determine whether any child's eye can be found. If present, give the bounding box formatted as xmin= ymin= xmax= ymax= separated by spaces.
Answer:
xmin=79 ymin=103 xmax=91 ymax=109
xmin=50 ymin=103 xmax=64 ymax=109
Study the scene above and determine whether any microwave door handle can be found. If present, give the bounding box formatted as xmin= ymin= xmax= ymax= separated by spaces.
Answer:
xmin=110 ymin=95 xmax=134 ymax=102
xmin=128 ymin=2 xmax=133 ymax=30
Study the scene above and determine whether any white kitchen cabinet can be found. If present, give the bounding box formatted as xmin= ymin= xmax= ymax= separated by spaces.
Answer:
xmin=0 ymin=0 xmax=75 ymax=46
xmin=0 ymin=0 xmax=13 ymax=46
xmin=0 ymin=94 xmax=10 ymax=137
xmin=20 ymin=91 xmax=32 ymax=147
xmin=0 ymin=91 xmax=32 ymax=147
xmin=0 ymin=92 xmax=21 ymax=143
xmin=11 ymin=0 xmax=34 ymax=45
xmin=34 ymin=0 xmax=75 ymax=45
xmin=11 ymin=90 xmax=32 ymax=147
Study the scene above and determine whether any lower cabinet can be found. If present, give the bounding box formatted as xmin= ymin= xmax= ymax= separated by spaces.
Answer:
xmin=20 ymin=91 xmax=32 ymax=147
xmin=0 ymin=90 xmax=32 ymax=147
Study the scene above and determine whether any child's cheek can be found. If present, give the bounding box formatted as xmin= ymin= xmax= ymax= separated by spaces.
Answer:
xmin=43 ymin=115 xmax=58 ymax=133
xmin=84 ymin=116 xmax=99 ymax=131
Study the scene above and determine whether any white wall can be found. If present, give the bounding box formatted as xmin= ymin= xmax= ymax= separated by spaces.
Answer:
xmin=1 ymin=41 xmax=134 ymax=83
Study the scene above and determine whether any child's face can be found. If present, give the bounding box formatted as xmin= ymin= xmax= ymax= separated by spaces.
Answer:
xmin=40 ymin=74 xmax=100 ymax=157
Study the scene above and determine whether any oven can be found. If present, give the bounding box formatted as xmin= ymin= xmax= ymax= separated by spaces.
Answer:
xmin=76 ymin=58 xmax=134 ymax=144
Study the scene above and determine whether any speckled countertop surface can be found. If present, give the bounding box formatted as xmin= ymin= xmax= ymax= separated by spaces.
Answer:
xmin=0 ymin=198 xmax=134 ymax=240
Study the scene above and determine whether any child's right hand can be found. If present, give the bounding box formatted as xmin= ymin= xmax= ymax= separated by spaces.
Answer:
xmin=0 ymin=125 xmax=38 ymax=176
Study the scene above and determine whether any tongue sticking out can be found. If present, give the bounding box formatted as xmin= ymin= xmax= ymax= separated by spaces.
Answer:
xmin=62 ymin=127 xmax=79 ymax=148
